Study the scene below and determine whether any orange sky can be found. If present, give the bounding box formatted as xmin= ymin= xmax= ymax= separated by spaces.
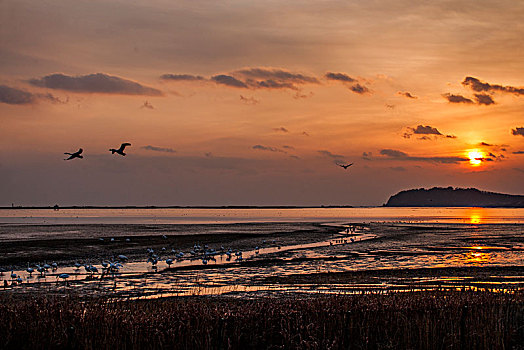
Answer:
xmin=0 ymin=0 xmax=523 ymax=206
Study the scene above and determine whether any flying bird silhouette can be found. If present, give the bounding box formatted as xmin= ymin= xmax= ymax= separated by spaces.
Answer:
xmin=110 ymin=143 xmax=131 ymax=156
xmin=338 ymin=163 xmax=353 ymax=169
xmin=64 ymin=148 xmax=83 ymax=160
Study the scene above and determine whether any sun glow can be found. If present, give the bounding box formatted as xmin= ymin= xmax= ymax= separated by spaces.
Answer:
xmin=467 ymin=150 xmax=484 ymax=166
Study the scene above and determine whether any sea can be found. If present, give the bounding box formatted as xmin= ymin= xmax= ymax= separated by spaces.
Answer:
xmin=1 ymin=206 xmax=523 ymax=225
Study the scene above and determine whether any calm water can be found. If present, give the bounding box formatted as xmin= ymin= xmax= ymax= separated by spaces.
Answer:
xmin=1 ymin=207 xmax=524 ymax=224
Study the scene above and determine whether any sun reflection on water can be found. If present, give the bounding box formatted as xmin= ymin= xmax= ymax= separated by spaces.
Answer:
xmin=466 ymin=208 xmax=486 ymax=224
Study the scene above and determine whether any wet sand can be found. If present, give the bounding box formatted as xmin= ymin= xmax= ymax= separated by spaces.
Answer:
xmin=0 ymin=222 xmax=335 ymax=268
xmin=1 ymin=222 xmax=523 ymax=298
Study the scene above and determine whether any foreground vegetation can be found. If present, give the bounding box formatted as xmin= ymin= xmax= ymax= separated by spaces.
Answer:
xmin=0 ymin=290 xmax=523 ymax=349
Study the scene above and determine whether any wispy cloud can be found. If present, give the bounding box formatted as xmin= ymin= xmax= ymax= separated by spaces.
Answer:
xmin=325 ymin=72 xmax=355 ymax=83
xmin=0 ymin=85 xmax=64 ymax=105
xmin=160 ymin=74 xmax=205 ymax=81
xmin=141 ymin=145 xmax=176 ymax=153
xmin=0 ymin=85 xmax=35 ymax=105
xmin=234 ymin=67 xmax=319 ymax=84
xmin=252 ymin=145 xmax=286 ymax=153
xmin=29 ymin=73 xmax=163 ymax=96
xmin=325 ymin=72 xmax=370 ymax=94
xmin=239 ymin=95 xmax=259 ymax=105
xmin=140 ymin=101 xmax=154 ymax=109
xmin=318 ymin=150 xmax=345 ymax=159
xmin=398 ymin=91 xmax=417 ymax=99
xmin=273 ymin=127 xmax=289 ymax=133
xmin=211 ymin=75 xmax=248 ymax=88
xmin=379 ymin=149 xmax=468 ymax=164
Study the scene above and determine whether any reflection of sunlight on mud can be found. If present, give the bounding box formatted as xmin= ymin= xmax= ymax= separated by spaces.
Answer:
xmin=463 ymin=249 xmax=491 ymax=265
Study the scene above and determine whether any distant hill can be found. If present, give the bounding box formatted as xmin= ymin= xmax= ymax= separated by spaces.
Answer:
xmin=385 ymin=187 xmax=524 ymax=207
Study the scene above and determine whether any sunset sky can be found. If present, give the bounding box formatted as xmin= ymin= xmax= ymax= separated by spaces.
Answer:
xmin=1 ymin=0 xmax=523 ymax=206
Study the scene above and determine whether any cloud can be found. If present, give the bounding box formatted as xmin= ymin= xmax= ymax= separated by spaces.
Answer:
xmin=229 ymin=68 xmax=320 ymax=91
xmin=293 ymin=91 xmax=314 ymax=99
xmin=462 ymin=77 xmax=524 ymax=95
xmin=211 ymin=74 xmax=248 ymax=88
xmin=167 ymin=67 xmax=321 ymax=91
xmin=302 ymin=131 xmax=310 ymax=136
xmin=29 ymin=73 xmax=162 ymax=96
xmin=443 ymin=93 xmax=473 ymax=104
xmin=474 ymin=93 xmax=495 ymax=105
xmin=390 ymin=166 xmax=406 ymax=171
xmin=141 ymin=145 xmax=176 ymax=153
xmin=350 ymin=84 xmax=370 ymax=94
xmin=0 ymin=85 xmax=65 ymax=105
xmin=380 ymin=149 xmax=408 ymax=158
xmin=140 ymin=101 xmax=154 ymax=109
xmin=324 ymin=71 xmax=370 ymax=94
xmin=160 ymin=74 xmax=205 ymax=81
xmin=411 ymin=125 xmax=442 ymax=135
xmin=248 ymin=79 xmax=296 ymax=90
xmin=362 ymin=152 xmax=372 ymax=160
xmin=252 ymin=145 xmax=286 ymax=153
xmin=379 ymin=149 xmax=467 ymax=164
xmin=398 ymin=91 xmax=417 ymax=99
xmin=282 ymin=145 xmax=295 ymax=150
xmin=325 ymin=72 xmax=355 ymax=83
xmin=239 ymin=95 xmax=259 ymax=105
xmin=511 ymin=127 xmax=524 ymax=136
xmin=403 ymin=125 xmax=456 ymax=139
xmin=38 ymin=93 xmax=67 ymax=104
xmin=513 ymin=151 xmax=524 ymax=154
xmin=318 ymin=150 xmax=345 ymax=159
xmin=0 ymin=85 xmax=35 ymax=104
xmin=234 ymin=67 xmax=319 ymax=84
xmin=273 ymin=127 xmax=289 ymax=133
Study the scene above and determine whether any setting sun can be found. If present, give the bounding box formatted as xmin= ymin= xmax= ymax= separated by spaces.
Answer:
xmin=467 ymin=150 xmax=484 ymax=166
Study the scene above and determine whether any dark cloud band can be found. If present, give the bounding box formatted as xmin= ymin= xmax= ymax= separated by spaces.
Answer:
xmin=29 ymin=73 xmax=163 ymax=96
xmin=0 ymin=85 xmax=34 ymax=105
xmin=463 ymin=77 xmax=524 ymax=95
xmin=141 ymin=145 xmax=176 ymax=153
xmin=380 ymin=149 xmax=467 ymax=164
xmin=512 ymin=127 xmax=524 ymax=137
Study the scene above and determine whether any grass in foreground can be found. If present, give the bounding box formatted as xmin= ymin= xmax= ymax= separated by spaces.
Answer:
xmin=0 ymin=290 xmax=523 ymax=349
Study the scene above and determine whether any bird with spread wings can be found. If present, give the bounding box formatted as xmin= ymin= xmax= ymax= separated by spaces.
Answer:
xmin=109 ymin=143 xmax=131 ymax=156
xmin=337 ymin=163 xmax=353 ymax=169
xmin=64 ymin=148 xmax=83 ymax=160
